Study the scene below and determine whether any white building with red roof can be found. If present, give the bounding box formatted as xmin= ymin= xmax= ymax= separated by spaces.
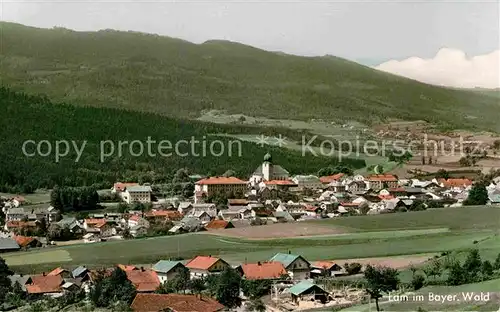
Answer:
xmin=194 ymin=177 xmax=247 ymax=203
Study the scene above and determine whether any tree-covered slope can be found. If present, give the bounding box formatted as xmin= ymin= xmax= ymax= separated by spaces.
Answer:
xmin=1 ymin=22 xmax=499 ymax=132
xmin=0 ymin=87 xmax=364 ymax=192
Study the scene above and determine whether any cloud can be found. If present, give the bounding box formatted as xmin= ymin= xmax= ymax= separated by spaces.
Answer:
xmin=375 ymin=48 xmax=500 ymax=89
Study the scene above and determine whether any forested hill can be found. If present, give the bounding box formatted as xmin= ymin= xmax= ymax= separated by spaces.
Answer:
xmin=0 ymin=87 xmax=365 ymax=192
xmin=1 ymin=22 xmax=499 ymax=132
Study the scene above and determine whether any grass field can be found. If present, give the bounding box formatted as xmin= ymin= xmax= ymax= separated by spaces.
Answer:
xmin=0 ymin=190 xmax=50 ymax=204
xmin=3 ymin=207 xmax=499 ymax=276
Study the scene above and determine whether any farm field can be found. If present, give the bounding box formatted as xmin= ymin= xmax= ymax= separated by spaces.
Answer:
xmin=0 ymin=190 xmax=50 ymax=204
xmin=3 ymin=207 xmax=499 ymax=275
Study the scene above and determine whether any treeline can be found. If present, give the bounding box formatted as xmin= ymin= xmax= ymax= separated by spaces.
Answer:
xmin=50 ymin=186 xmax=99 ymax=212
xmin=0 ymin=87 xmax=365 ymax=192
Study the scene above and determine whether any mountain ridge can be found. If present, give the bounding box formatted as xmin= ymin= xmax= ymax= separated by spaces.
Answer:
xmin=1 ymin=22 xmax=499 ymax=132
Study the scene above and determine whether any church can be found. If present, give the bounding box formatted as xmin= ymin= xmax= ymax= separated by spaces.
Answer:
xmin=250 ymin=153 xmax=290 ymax=185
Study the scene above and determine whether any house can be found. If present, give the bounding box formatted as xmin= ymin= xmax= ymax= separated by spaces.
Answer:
xmin=112 ymin=182 xmax=139 ymax=193
xmin=145 ymin=210 xmax=183 ymax=221
xmin=289 ymin=280 xmax=329 ymax=304
xmin=190 ymin=203 xmax=218 ymax=218
xmin=319 ymin=173 xmax=345 ymax=184
xmin=310 ymin=261 xmax=344 ymax=277
xmin=177 ymin=202 xmax=193 ymax=215
xmin=152 ymin=260 xmax=188 ymax=284
xmin=194 ymin=177 xmax=247 ymax=203
xmin=218 ymin=206 xmax=252 ymax=220
xmin=122 ymin=185 xmax=152 ymax=204
xmin=126 ymin=268 xmax=161 ymax=293
xmin=250 ymin=153 xmax=290 ymax=185
xmin=131 ymin=293 xmax=224 ymax=312
xmin=83 ymin=218 xmax=107 ymax=231
xmin=5 ymin=208 xmax=26 ymax=221
xmin=26 ymin=274 xmax=64 ymax=297
xmin=269 ymin=252 xmax=311 ymax=280
xmin=367 ymin=174 xmax=399 ymax=191
xmin=56 ymin=217 xmax=83 ymax=234
xmin=292 ymin=175 xmax=323 ymax=190
xmin=185 ymin=256 xmax=230 ymax=278
xmin=0 ymin=238 xmax=20 ymax=253
xmin=345 ymin=180 xmax=368 ymax=193
xmin=14 ymin=235 xmax=42 ymax=249
xmin=72 ymin=266 xmax=89 ymax=279
xmin=11 ymin=196 xmax=26 ymax=207
xmin=489 ymin=191 xmax=500 ymax=205
xmin=273 ymin=211 xmax=295 ymax=222
xmin=205 ymin=220 xmax=234 ymax=230
xmin=96 ymin=222 xmax=116 ymax=238
xmin=262 ymin=180 xmax=297 ymax=191
xmin=128 ymin=215 xmax=150 ymax=228
xmin=118 ymin=264 xmax=138 ymax=271
xmin=237 ymin=261 xmax=287 ymax=280
xmin=438 ymin=178 xmax=473 ymax=189
xmin=48 ymin=267 xmax=72 ymax=279
xmin=83 ymin=233 xmax=100 ymax=243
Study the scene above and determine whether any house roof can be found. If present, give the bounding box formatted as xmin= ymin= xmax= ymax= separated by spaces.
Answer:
xmin=253 ymin=164 xmax=290 ymax=178
xmin=127 ymin=185 xmax=153 ymax=193
xmin=227 ymin=199 xmax=249 ymax=205
xmin=113 ymin=182 xmax=139 ymax=192
xmin=439 ymin=178 xmax=473 ymax=187
xmin=269 ymin=253 xmax=309 ymax=268
xmin=26 ymin=274 xmax=63 ymax=294
xmin=152 ymin=261 xmax=184 ymax=274
xmin=240 ymin=262 xmax=287 ymax=280
xmin=118 ymin=264 xmax=138 ymax=271
xmin=185 ymin=256 xmax=225 ymax=270
xmin=205 ymin=220 xmax=233 ymax=230
xmin=367 ymin=174 xmax=398 ymax=182
xmin=289 ymin=281 xmax=327 ymax=296
xmin=196 ymin=177 xmax=247 ymax=185
xmin=84 ymin=218 xmax=107 ymax=227
xmin=72 ymin=266 xmax=88 ymax=278
xmin=146 ymin=210 xmax=182 ymax=219
xmin=126 ymin=269 xmax=160 ymax=292
xmin=14 ymin=235 xmax=37 ymax=247
xmin=264 ymin=180 xmax=296 ymax=186
xmin=47 ymin=267 xmax=67 ymax=276
xmin=5 ymin=221 xmax=37 ymax=229
xmin=131 ymin=293 xmax=224 ymax=312
xmin=312 ymin=261 xmax=341 ymax=270
xmin=319 ymin=173 xmax=345 ymax=184
xmin=0 ymin=238 xmax=20 ymax=250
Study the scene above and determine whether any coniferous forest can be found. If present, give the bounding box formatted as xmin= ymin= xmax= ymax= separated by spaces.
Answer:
xmin=0 ymin=87 xmax=365 ymax=192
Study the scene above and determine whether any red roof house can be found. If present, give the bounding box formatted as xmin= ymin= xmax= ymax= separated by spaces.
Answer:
xmin=26 ymin=274 xmax=64 ymax=294
xmin=238 ymin=262 xmax=287 ymax=280
xmin=205 ymin=220 xmax=234 ymax=230
xmin=126 ymin=268 xmax=161 ymax=293
xmin=185 ymin=256 xmax=230 ymax=277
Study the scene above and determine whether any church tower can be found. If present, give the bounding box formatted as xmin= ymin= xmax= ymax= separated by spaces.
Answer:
xmin=262 ymin=153 xmax=272 ymax=181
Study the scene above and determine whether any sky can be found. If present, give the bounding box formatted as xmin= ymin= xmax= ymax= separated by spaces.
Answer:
xmin=1 ymin=0 xmax=499 ymax=87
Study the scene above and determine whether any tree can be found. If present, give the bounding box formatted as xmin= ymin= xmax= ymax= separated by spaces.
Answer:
xmin=463 ymin=249 xmax=482 ymax=280
xmin=245 ymin=298 xmax=266 ymax=312
xmin=90 ymin=267 xmax=136 ymax=307
xmin=494 ymin=253 xmax=500 ymax=270
xmin=344 ymin=262 xmax=362 ymax=275
xmin=364 ymin=265 xmax=399 ymax=311
xmin=171 ymin=267 xmax=190 ymax=293
xmin=222 ymin=170 xmax=235 ymax=177
xmin=411 ymin=274 xmax=425 ymax=290
xmin=241 ymin=280 xmax=271 ymax=299
xmin=447 ymin=260 xmax=465 ymax=286
xmin=182 ymin=182 xmax=195 ymax=198
xmin=212 ymin=267 xmax=241 ymax=308
xmin=189 ymin=277 xmax=206 ymax=296
xmin=0 ymin=257 xmax=13 ymax=304
xmin=435 ymin=169 xmax=449 ymax=180
xmin=464 ymin=183 xmax=489 ymax=206
xmin=493 ymin=140 xmax=500 ymax=150
xmin=172 ymin=169 xmax=190 ymax=183
xmin=482 ymin=260 xmax=494 ymax=277
xmin=423 ymin=259 xmax=442 ymax=281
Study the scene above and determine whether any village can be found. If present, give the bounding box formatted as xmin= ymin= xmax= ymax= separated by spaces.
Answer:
xmin=1 ymin=154 xmax=500 ymax=311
